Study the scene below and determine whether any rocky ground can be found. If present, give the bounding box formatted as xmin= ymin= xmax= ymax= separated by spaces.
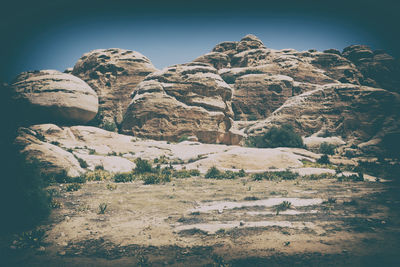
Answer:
xmin=1 ymin=170 xmax=399 ymax=266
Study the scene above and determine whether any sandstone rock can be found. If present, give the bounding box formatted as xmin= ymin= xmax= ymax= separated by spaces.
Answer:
xmin=342 ymin=45 xmax=400 ymax=93
xmin=231 ymin=74 xmax=294 ymax=120
xmin=303 ymin=136 xmax=346 ymax=150
xmin=15 ymin=127 xmax=84 ymax=178
xmin=193 ymin=52 xmax=230 ymax=69
xmin=72 ymin=48 xmax=157 ymax=126
xmin=121 ymin=62 xmax=239 ymax=144
xmin=247 ymin=83 xmax=400 ymax=155
xmin=10 ymin=70 xmax=98 ymax=124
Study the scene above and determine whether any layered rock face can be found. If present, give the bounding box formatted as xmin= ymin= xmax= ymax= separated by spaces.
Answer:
xmin=121 ymin=62 xmax=241 ymax=144
xmin=72 ymin=48 xmax=157 ymax=126
xmin=9 ymin=70 xmax=98 ymax=124
xmin=247 ymin=83 xmax=400 ymax=153
xmin=196 ymin=35 xmax=366 ymax=120
xmin=342 ymin=45 xmax=400 ymax=93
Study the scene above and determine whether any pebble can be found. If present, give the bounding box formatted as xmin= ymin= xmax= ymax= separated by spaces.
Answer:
xmin=58 ymin=251 xmax=66 ymax=256
xmin=38 ymin=246 xmax=46 ymax=252
xmin=65 ymin=216 xmax=70 ymax=221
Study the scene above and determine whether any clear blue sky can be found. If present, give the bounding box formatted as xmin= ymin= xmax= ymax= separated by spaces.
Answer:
xmin=2 ymin=0 xmax=399 ymax=82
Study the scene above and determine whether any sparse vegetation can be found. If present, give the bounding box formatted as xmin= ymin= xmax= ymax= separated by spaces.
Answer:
xmin=102 ymin=120 xmax=117 ymax=132
xmin=178 ymin=135 xmax=189 ymax=142
xmin=106 ymin=184 xmax=117 ymax=191
xmin=16 ymin=228 xmax=46 ymax=248
xmin=302 ymin=173 xmax=337 ymax=180
xmin=319 ymin=142 xmax=336 ymax=155
xmin=317 ymin=154 xmax=330 ymax=164
xmin=98 ymin=203 xmax=108 ymax=214
xmin=94 ymin=164 xmax=104 ymax=170
xmin=135 ymin=158 xmax=153 ymax=174
xmin=246 ymin=124 xmax=304 ymax=148
xmin=113 ymin=172 xmax=135 ymax=183
xmin=172 ymin=169 xmax=201 ymax=178
xmin=65 ymin=183 xmax=82 ymax=192
xmin=84 ymin=170 xmax=112 ymax=181
xmin=252 ymin=170 xmax=299 ymax=181
xmin=77 ymin=157 xmax=88 ymax=168
xmin=275 ymin=201 xmax=292 ymax=215
xmin=205 ymin=166 xmax=245 ymax=179
xmin=142 ymin=173 xmax=171 ymax=185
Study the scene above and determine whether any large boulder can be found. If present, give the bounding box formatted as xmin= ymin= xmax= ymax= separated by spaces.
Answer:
xmin=9 ymin=70 xmax=98 ymax=124
xmin=121 ymin=62 xmax=242 ymax=144
xmin=72 ymin=48 xmax=157 ymax=126
xmin=247 ymin=83 xmax=400 ymax=155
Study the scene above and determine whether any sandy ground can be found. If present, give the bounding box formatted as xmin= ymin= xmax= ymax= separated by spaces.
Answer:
xmin=2 ymin=175 xmax=400 ymax=266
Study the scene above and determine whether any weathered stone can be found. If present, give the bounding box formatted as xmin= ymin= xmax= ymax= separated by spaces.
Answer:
xmin=10 ymin=70 xmax=98 ymax=124
xmin=121 ymin=62 xmax=239 ymax=144
xmin=72 ymin=48 xmax=157 ymax=126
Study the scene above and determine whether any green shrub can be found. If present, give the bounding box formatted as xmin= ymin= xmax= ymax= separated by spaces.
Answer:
xmin=246 ymin=124 xmax=304 ymax=148
xmin=302 ymin=173 xmax=337 ymax=180
xmin=65 ymin=183 xmax=81 ymax=192
xmin=94 ymin=165 xmax=104 ymax=170
xmin=317 ymin=154 xmax=330 ymax=164
xmin=275 ymin=201 xmax=292 ymax=215
xmin=84 ymin=170 xmax=112 ymax=181
xmin=16 ymin=229 xmax=46 ymax=248
xmin=178 ymin=135 xmax=189 ymax=142
xmin=135 ymin=158 xmax=153 ymax=174
xmin=205 ymin=166 xmax=222 ymax=179
xmin=238 ymin=169 xmax=246 ymax=177
xmin=142 ymin=173 xmax=171 ymax=185
xmin=102 ymin=121 xmax=117 ymax=132
xmin=251 ymin=170 xmax=299 ymax=181
xmin=319 ymin=142 xmax=336 ymax=155
xmin=98 ymin=203 xmax=108 ymax=214
xmin=77 ymin=157 xmax=88 ymax=168
xmin=113 ymin=172 xmax=135 ymax=183
xmin=172 ymin=169 xmax=201 ymax=178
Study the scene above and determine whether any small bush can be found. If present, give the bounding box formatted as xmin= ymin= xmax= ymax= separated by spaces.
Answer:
xmin=317 ymin=154 xmax=330 ymax=164
xmin=113 ymin=172 xmax=135 ymax=183
xmin=142 ymin=173 xmax=171 ymax=185
xmin=205 ymin=166 xmax=222 ymax=179
xmin=94 ymin=165 xmax=104 ymax=170
xmin=302 ymin=173 xmax=336 ymax=180
xmin=65 ymin=183 xmax=81 ymax=192
xmin=98 ymin=203 xmax=108 ymax=214
xmin=102 ymin=121 xmax=117 ymax=132
xmin=107 ymin=151 xmax=117 ymax=156
xmin=246 ymin=124 xmax=304 ymax=148
xmin=238 ymin=169 xmax=246 ymax=177
xmin=84 ymin=170 xmax=112 ymax=181
xmin=275 ymin=201 xmax=292 ymax=215
xmin=106 ymin=184 xmax=117 ymax=191
xmin=49 ymin=199 xmax=62 ymax=208
xmin=135 ymin=158 xmax=153 ymax=174
xmin=77 ymin=157 xmax=88 ymax=168
xmin=173 ymin=169 xmax=201 ymax=178
xmin=319 ymin=142 xmax=336 ymax=155
xmin=251 ymin=170 xmax=299 ymax=181
xmin=88 ymin=148 xmax=96 ymax=155
xmin=16 ymin=229 xmax=46 ymax=248
xmin=178 ymin=135 xmax=189 ymax=142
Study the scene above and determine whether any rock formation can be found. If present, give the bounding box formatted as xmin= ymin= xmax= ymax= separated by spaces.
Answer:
xmin=121 ymin=62 xmax=242 ymax=144
xmin=9 ymin=70 xmax=98 ymax=125
xmin=246 ymin=83 xmax=400 ymax=154
xmin=72 ymin=48 xmax=157 ymax=126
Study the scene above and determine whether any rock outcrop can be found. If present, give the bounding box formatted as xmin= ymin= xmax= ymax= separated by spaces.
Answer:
xmin=342 ymin=45 xmax=400 ymax=93
xmin=72 ymin=48 xmax=157 ymax=126
xmin=246 ymin=83 xmax=400 ymax=155
xmin=121 ymin=62 xmax=242 ymax=144
xmin=9 ymin=70 xmax=98 ymax=124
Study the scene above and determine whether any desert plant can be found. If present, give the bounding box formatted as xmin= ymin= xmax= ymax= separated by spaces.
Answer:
xmin=16 ymin=228 xmax=46 ymax=248
xmin=246 ymin=124 xmax=304 ymax=148
xmin=319 ymin=142 xmax=336 ymax=155
xmin=107 ymin=151 xmax=117 ymax=156
xmin=106 ymin=184 xmax=117 ymax=191
xmin=65 ymin=183 xmax=81 ymax=192
xmin=205 ymin=166 xmax=222 ymax=179
xmin=88 ymin=148 xmax=96 ymax=155
xmin=77 ymin=157 xmax=88 ymax=168
xmin=94 ymin=164 xmax=104 ymax=170
xmin=251 ymin=170 xmax=299 ymax=181
xmin=178 ymin=135 xmax=189 ymax=142
xmin=84 ymin=170 xmax=112 ymax=181
xmin=317 ymin=154 xmax=330 ymax=164
xmin=238 ymin=169 xmax=246 ymax=177
xmin=49 ymin=199 xmax=62 ymax=208
xmin=275 ymin=201 xmax=292 ymax=215
xmin=135 ymin=158 xmax=153 ymax=174
xmin=172 ymin=169 xmax=201 ymax=178
xmin=142 ymin=173 xmax=171 ymax=185
xmin=113 ymin=172 xmax=135 ymax=183
xmin=102 ymin=121 xmax=117 ymax=132
xmin=98 ymin=203 xmax=108 ymax=214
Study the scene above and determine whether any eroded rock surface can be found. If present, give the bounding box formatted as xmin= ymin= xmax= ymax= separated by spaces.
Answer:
xmin=9 ymin=70 xmax=98 ymax=124
xmin=72 ymin=48 xmax=157 ymax=126
xmin=121 ymin=62 xmax=241 ymax=144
